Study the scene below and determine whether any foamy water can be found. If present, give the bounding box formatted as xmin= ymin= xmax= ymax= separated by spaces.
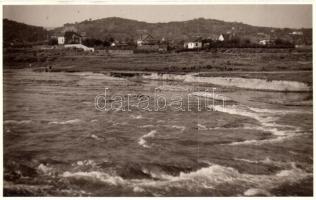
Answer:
xmin=48 ymin=119 xmax=82 ymax=125
xmin=3 ymin=70 xmax=313 ymax=196
xmin=4 ymin=120 xmax=32 ymax=124
xmin=212 ymin=104 xmax=303 ymax=145
xmin=138 ymin=130 xmax=157 ymax=148
xmin=59 ymin=161 xmax=311 ymax=196
xmin=171 ymin=125 xmax=186 ymax=133
xmin=142 ymin=73 xmax=312 ymax=92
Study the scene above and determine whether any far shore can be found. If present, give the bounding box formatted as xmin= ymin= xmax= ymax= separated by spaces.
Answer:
xmin=4 ymin=47 xmax=312 ymax=86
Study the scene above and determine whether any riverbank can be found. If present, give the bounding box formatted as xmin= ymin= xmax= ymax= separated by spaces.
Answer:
xmin=4 ymin=48 xmax=313 ymax=92
xmin=4 ymin=48 xmax=312 ymax=74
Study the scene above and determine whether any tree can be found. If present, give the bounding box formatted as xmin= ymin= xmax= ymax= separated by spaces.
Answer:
xmin=274 ymin=38 xmax=293 ymax=47
xmin=244 ymin=38 xmax=251 ymax=45
xmin=103 ymin=40 xmax=111 ymax=47
xmin=82 ymin=38 xmax=104 ymax=47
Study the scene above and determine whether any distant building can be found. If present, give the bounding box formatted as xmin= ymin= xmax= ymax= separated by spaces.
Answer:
xmin=259 ymin=39 xmax=271 ymax=46
xmin=218 ymin=34 xmax=225 ymax=41
xmin=64 ymin=31 xmax=82 ymax=44
xmin=57 ymin=36 xmax=65 ymax=45
xmin=136 ymin=33 xmax=159 ymax=50
xmin=183 ymin=37 xmax=203 ymax=49
xmin=111 ymin=40 xmax=128 ymax=47
xmin=218 ymin=34 xmax=231 ymax=42
xmin=137 ymin=33 xmax=157 ymax=47
xmin=50 ymin=32 xmax=65 ymax=45
xmin=184 ymin=41 xmax=202 ymax=49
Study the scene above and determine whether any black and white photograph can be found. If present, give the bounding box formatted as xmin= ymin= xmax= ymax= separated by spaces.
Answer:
xmin=1 ymin=1 xmax=314 ymax=197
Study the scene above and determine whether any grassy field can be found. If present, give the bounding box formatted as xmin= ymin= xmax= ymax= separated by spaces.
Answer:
xmin=4 ymin=47 xmax=312 ymax=84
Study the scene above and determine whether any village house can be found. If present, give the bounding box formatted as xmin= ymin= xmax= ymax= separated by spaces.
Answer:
xmin=50 ymin=33 xmax=65 ymax=45
xmin=184 ymin=41 xmax=202 ymax=49
xmin=136 ymin=33 xmax=159 ymax=50
xmin=137 ymin=33 xmax=157 ymax=46
xmin=218 ymin=33 xmax=231 ymax=42
xmin=218 ymin=34 xmax=225 ymax=41
xmin=110 ymin=40 xmax=130 ymax=47
xmin=64 ymin=31 xmax=82 ymax=44
xmin=51 ymin=31 xmax=85 ymax=45
xmin=53 ymin=31 xmax=94 ymax=52
xmin=58 ymin=36 xmax=65 ymax=45
xmin=258 ymin=39 xmax=271 ymax=46
xmin=201 ymin=35 xmax=217 ymax=48
xmin=111 ymin=40 xmax=118 ymax=47
xmin=183 ymin=36 xmax=203 ymax=49
xmin=255 ymin=32 xmax=271 ymax=46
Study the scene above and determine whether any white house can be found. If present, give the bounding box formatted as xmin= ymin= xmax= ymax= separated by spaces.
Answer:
xmin=57 ymin=36 xmax=65 ymax=45
xmin=184 ymin=42 xmax=202 ymax=49
xmin=218 ymin=34 xmax=225 ymax=41
xmin=218 ymin=33 xmax=233 ymax=42
xmin=259 ymin=39 xmax=270 ymax=46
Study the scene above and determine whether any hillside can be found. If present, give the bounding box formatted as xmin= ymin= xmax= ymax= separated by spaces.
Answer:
xmin=51 ymin=17 xmax=312 ymax=43
xmin=3 ymin=17 xmax=312 ymax=45
xmin=3 ymin=18 xmax=48 ymax=45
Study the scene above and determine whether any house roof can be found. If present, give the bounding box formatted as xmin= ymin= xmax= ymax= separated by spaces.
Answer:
xmin=65 ymin=31 xmax=82 ymax=38
xmin=138 ymin=33 xmax=155 ymax=42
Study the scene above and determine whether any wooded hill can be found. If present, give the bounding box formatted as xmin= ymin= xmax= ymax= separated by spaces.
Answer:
xmin=3 ymin=18 xmax=48 ymax=45
xmin=4 ymin=17 xmax=312 ymax=45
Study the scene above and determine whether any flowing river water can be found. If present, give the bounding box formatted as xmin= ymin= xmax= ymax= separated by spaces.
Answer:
xmin=3 ymin=69 xmax=313 ymax=196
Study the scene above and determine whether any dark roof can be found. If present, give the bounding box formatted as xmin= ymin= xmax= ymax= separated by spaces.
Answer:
xmin=139 ymin=33 xmax=155 ymax=42
xmin=64 ymin=31 xmax=82 ymax=38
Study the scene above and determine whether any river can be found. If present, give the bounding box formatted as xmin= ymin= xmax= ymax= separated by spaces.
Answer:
xmin=3 ymin=70 xmax=313 ymax=196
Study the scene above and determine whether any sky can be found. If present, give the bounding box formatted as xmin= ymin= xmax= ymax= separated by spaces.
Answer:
xmin=3 ymin=5 xmax=313 ymax=29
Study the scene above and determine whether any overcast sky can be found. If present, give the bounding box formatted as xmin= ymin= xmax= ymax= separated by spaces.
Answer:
xmin=3 ymin=5 xmax=313 ymax=29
